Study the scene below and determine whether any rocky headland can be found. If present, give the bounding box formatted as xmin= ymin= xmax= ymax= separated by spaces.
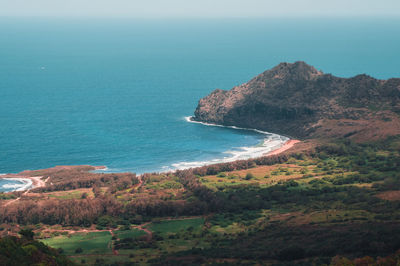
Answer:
xmin=192 ymin=61 xmax=400 ymax=141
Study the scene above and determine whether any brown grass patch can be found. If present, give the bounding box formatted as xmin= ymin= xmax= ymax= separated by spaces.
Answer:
xmin=376 ymin=190 xmax=400 ymax=201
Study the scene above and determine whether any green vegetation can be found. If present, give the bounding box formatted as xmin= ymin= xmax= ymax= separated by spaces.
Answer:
xmin=0 ymin=193 xmax=17 ymax=200
xmin=46 ymin=189 xmax=93 ymax=200
xmin=245 ymin=172 xmax=255 ymax=180
xmin=0 ymin=230 xmax=73 ymax=265
xmin=148 ymin=218 xmax=204 ymax=236
xmin=114 ymin=228 xmax=146 ymax=239
xmin=2 ymin=136 xmax=400 ymax=265
xmin=146 ymin=176 xmax=183 ymax=190
xmin=41 ymin=232 xmax=112 ymax=255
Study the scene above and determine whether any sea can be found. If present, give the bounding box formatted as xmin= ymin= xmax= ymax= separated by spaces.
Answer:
xmin=0 ymin=17 xmax=399 ymax=186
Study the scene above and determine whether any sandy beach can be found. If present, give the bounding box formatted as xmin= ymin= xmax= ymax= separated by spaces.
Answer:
xmin=267 ymin=139 xmax=300 ymax=156
xmin=28 ymin=176 xmax=46 ymax=188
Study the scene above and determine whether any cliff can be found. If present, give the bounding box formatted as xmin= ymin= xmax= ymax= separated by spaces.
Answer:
xmin=193 ymin=61 xmax=400 ymax=141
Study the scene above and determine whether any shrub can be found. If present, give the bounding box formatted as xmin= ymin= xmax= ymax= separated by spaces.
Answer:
xmin=285 ymin=180 xmax=299 ymax=187
xmin=19 ymin=229 xmax=34 ymax=240
xmin=75 ymin=247 xmax=83 ymax=254
xmin=245 ymin=173 xmax=255 ymax=180
xmin=300 ymin=168 xmax=309 ymax=174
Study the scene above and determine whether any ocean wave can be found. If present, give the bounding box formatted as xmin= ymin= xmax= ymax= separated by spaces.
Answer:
xmin=184 ymin=116 xmax=274 ymax=135
xmin=91 ymin=166 xmax=109 ymax=173
xmin=0 ymin=178 xmax=33 ymax=192
xmin=92 ymin=167 xmax=131 ymax=174
xmin=166 ymin=117 xmax=289 ymax=171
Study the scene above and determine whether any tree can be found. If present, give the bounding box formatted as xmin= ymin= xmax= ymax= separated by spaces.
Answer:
xmin=19 ymin=229 xmax=34 ymax=240
xmin=245 ymin=173 xmax=255 ymax=180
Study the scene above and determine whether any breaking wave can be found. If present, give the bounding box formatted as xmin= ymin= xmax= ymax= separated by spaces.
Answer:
xmin=0 ymin=178 xmax=33 ymax=192
xmin=163 ymin=117 xmax=289 ymax=171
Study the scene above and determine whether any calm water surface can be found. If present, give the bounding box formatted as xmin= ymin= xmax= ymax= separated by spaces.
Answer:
xmin=0 ymin=18 xmax=399 ymax=174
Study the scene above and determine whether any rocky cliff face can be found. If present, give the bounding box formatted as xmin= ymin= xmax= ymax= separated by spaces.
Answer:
xmin=193 ymin=61 xmax=400 ymax=140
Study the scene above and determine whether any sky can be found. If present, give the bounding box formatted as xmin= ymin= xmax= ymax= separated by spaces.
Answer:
xmin=0 ymin=0 xmax=399 ymax=18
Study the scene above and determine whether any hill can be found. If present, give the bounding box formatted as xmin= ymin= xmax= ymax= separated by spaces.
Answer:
xmin=0 ymin=231 xmax=73 ymax=266
xmin=193 ymin=61 xmax=400 ymax=141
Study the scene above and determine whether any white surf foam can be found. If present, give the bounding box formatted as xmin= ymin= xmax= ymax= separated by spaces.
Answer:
xmin=167 ymin=116 xmax=289 ymax=171
xmin=0 ymin=178 xmax=33 ymax=192
xmin=92 ymin=166 xmax=109 ymax=172
xmin=184 ymin=116 xmax=285 ymax=136
xmin=91 ymin=166 xmax=125 ymax=174
xmin=185 ymin=116 xmax=260 ymax=134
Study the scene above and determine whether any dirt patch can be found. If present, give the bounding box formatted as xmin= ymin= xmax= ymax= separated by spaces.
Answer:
xmin=376 ymin=190 xmax=400 ymax=201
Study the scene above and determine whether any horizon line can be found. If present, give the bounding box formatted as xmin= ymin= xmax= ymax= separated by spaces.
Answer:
xmin=1 ymin=14 xmax=400 ymax=20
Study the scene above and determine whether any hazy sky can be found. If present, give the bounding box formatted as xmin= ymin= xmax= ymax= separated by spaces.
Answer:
xmin=1 ymin=0 xmax=400 ymax=18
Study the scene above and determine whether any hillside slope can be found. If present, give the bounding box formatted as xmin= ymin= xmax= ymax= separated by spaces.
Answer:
xmin=193 ymin=61 xmax=400 ymax=140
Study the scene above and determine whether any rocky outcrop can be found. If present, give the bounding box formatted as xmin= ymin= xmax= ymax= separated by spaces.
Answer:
xmin=193 ymin=61 xmax=400 ymax=140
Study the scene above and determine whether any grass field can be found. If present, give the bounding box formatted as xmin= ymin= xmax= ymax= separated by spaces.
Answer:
xmin=148 ymin=218 xmax=204 ymax=235
xmin=115 ymin=228 xmax=146 ymax=239
xmin=201 ymin=163 xmax=313 ymax=190
xmin=44 ymin=188 xmax=94 ymax=199
xmin=41 ymin=231 xmax=112 ymax=255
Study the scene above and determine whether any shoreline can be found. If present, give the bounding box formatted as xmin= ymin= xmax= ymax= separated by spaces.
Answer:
xmin=95 ymin=118 xmax=294 ymax=173
xmin=0 ymin=122 xmax=300 ymax=191
xmin=0 ymin=178 xmax=33 ymax=192
xmin=168 ymin=136 xmax=288 ymax=171
xmin=170 ymin=116 xmax=295 ymax=170
xmin=0 ymin=175 xmax=47 ymax=192
xmin=0 ymin=138 xmax=299 ymax=192
xmin=0 ymin=165 xmax=107 ymax=192
xmin=266 ymin=139 xmax=301 ymax=156
xmin=168 ymin=138 xmax=299 ymax=171
xmin=185 ymin=116 xmax=285 ymax=136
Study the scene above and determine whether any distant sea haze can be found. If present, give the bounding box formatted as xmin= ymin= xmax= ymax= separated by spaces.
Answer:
xmin=0 ymin=18 xmax=399 ymax=175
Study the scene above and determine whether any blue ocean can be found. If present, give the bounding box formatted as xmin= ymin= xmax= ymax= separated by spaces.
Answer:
xmin=0 ymin=18 xmax=399 ymax=175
